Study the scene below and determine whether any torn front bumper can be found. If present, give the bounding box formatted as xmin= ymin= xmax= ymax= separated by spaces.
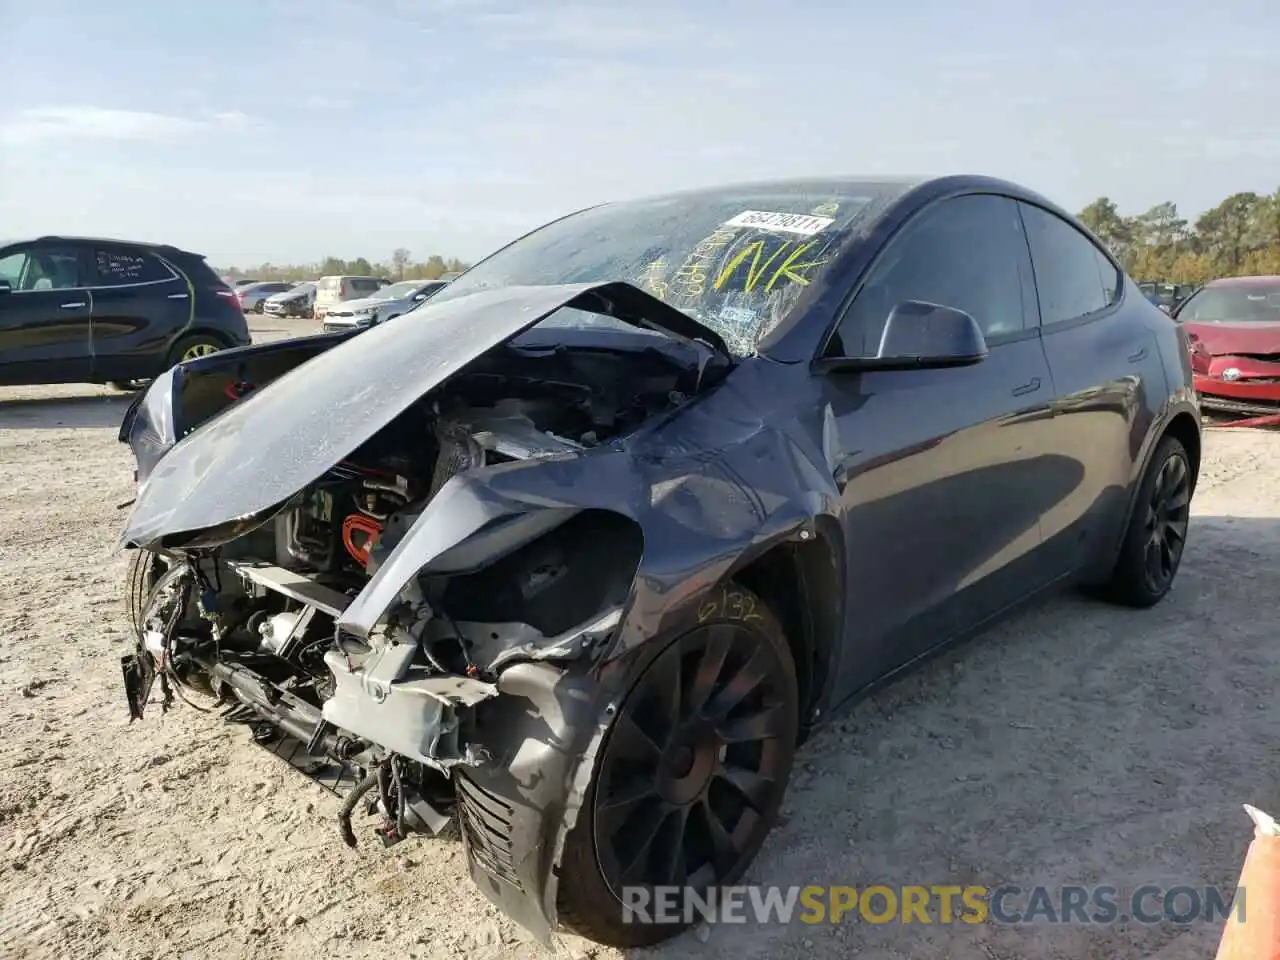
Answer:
xmin=455 ymin=659 xmax=620 ymax=942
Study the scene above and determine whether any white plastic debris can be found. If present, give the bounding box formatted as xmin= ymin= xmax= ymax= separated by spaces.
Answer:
xmin=1243 ymin=804 xmax=1279 ymax=837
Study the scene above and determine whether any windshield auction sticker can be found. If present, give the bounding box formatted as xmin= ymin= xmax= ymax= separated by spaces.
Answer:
xmin=723 ymin=210 xmax=835 ymax=236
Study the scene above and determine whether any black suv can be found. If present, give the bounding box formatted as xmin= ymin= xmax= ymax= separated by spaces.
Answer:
xmin=0 ymin=236 xmax=252 ymax=389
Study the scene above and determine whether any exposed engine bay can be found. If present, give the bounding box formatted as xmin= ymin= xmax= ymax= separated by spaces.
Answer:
xmin=122 ymin=337 xmax=698 ymax=849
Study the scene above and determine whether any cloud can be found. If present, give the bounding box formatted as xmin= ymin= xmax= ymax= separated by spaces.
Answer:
xmin=0 ymin=106 xmax=262 ymax=145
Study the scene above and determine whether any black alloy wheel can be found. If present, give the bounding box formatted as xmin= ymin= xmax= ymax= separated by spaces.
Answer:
xmin=1141 ymin=448 xmax=1191 ymax=594
xmin=557 ymin=583 xmax=798 ymax=947
xmin=1105 ymin=435 xmax=1193 ymax=607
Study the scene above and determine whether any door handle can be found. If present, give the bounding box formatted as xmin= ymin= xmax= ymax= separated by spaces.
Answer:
xmin=1011 ymin=377 xmax=1041 ymax=397
xmin=167 ymin=292 xmax=189 ymax=300
xmin=1127 ymin=347 xmax=1147 ymax=363
xmin=60 ymin=301 xmax=87 ymax=309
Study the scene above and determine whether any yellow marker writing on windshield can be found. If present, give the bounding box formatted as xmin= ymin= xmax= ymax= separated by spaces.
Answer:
xmin=766 ymin=240 xmax=830 ymax=291
xmin=713 ymin=239 xmax=791 ymax=293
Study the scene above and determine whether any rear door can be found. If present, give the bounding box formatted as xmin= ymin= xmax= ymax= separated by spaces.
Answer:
xmin=821 ymin=193 xmax=1060 ymax=696
xmin=0 ymin=242 xmax=94 ymax=385
xmin=87 ymin=245 xmax=192 ymax=382
xmin=1017 ymin=202 xmax=1165 ymax=577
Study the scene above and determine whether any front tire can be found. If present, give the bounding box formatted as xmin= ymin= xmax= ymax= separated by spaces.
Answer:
xmin=557 ymin=583 xmax=799 ymax=947
xmin=1103 ymin=435 xmax=1192 ymax=607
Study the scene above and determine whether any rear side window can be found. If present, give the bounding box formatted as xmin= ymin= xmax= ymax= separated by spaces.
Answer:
xmin=94 ymin=248 xmax=174 ymax=286
xmin=170 ymin=252 xmax=227 ymax=288
xmin=350 ymin=278 xmax=380 ymax=294
xmin=1019 ymin=204 xmax=1115 ymax=325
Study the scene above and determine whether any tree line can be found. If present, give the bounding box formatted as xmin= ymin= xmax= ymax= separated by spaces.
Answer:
xmin=218 ymin=248 xmax=471 ymax=283
xmin=1077 ymin=188 xmax=1280 ymax=284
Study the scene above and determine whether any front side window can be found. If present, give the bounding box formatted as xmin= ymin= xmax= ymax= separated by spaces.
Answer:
xmin=1020 ymin=204 xmax=1114 ymax=325
xmin=0 ymin=246 xmax=85 ymax=291
xmin=93 ymin=248 xmax=174 ymax=286
xmin=831 ymin=194 xmax=1033 ymax=357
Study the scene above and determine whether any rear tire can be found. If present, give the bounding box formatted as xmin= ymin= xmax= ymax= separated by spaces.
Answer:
xmin=556 ymin=582 xmax=799 ymax=947
xmin=1102 ymin=435 xmax=1192 ymax=608
xmin=168 ymin=333 xmax=226 ymax=367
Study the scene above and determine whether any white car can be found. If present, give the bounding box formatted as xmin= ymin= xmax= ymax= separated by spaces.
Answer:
xmin=320 ymin=279 xmax=450 ymax=333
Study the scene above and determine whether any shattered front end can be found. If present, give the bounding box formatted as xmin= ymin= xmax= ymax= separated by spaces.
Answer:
xmin=115 ymin=282 xmax=733 ymax=942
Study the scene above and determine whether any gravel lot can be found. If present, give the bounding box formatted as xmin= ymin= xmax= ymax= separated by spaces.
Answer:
xmin=2 ymin=314 xmax=1277 ymax=960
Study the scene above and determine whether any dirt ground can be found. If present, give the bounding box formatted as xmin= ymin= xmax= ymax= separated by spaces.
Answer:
xmin=1 ymin=315 xmax=1277 ymax=960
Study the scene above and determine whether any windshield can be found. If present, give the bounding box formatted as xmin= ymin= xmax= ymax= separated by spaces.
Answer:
xmin=373 ymin=280 xmax=422 ymax=299
xmin=1177 ymin=282 xmax=1280 ymax=323
xmin=431 ymin=179 xmax=913 ymax=356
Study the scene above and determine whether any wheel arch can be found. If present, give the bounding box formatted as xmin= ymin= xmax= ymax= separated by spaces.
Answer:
xmin=1162 ymin=410 xmax=1201 ymax=497
xmin=174 ymin=325 xmax=237 ymax=352
xmin=724 ymin=515 xmax=845 ymax=740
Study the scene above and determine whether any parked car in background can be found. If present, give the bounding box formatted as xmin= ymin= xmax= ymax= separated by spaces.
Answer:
xmin=1174 ymin=275 xmax=1280 ymax=417
xmin=320 ymin=278 xmax=450 ymax=333
xmin=313 ymin=275 xmax=386 ymax=320
xmin=232 ymin=278 xmax=261 ymax=287
xmin=1138 ymin=281 xmax=1195 ymax=314
xmin=236 ymin=281 xmax=295 ymax=314
xmin=263 ymin=281 xmax=316 ymax=319
xmin=115 ymin=174 xmax=1200 ymax=948
xmin=0 ymin=235 xmax=250 ymax=389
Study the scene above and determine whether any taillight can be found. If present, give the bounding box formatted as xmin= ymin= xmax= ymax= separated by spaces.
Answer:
xmin=216 ymin=289 xmax=243 ymax=312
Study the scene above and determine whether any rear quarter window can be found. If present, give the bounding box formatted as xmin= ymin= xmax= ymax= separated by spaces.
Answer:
xmin=94 ymin=249 xmax=175 ymax=286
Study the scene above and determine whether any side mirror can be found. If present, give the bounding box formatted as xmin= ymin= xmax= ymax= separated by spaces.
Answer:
xmin=0 ymin=280 xmax=10 ymax=295
xmin=412 ymin=293 xmax=426 ymax=301
xmin=822 ymin=300 xmax=989 ymax=372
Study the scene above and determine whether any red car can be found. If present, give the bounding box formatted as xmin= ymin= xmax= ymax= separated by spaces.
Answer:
xmin=1174 ymin=275 xmax=1280 ymax=417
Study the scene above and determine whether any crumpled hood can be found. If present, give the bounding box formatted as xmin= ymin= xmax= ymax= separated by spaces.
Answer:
xmin=120 ymin=281 xmax=729 ymax=549
xmin=1183 ymin=320 xmax=1280 ymax=356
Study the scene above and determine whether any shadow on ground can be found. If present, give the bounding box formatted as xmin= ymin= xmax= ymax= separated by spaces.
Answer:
xmin=0 ymin=393 xmax=135 ymax=430
xmin=620 ymin=514 xmax=1280 ymax=960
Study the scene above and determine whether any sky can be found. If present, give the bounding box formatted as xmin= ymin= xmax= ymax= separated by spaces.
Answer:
xmin=1 ymin=0 xmax=1277 ymax=267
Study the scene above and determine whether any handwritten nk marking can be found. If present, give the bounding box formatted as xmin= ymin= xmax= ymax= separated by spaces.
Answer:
xmin=713 ymin=239 xmax=831 ymax=293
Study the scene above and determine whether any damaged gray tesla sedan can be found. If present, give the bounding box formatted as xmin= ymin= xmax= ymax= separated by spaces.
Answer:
xmin=117 ymin=174 xmax=1201 ymax=947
